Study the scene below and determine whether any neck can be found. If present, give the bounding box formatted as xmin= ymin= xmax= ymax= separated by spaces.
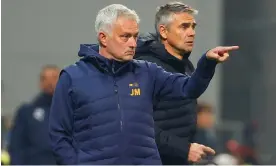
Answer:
xmin=99 ymin=47 xmax=125 ymax=62
xmin=162 ymin=40 xmax=183 ymax=60
xmin=99 ymin=47 xmax=114 ymax=60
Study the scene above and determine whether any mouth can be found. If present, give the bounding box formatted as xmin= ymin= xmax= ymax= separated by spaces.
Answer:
xmin=186 ymin=41 xmax=194 ymax=46
xmin=126 ymin=51 xmax=135 ymax=55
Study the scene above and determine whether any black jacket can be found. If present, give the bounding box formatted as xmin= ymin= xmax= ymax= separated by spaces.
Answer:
xmin=9 ymin=92 xmax=56 ymax=165
xmin=135 ymin=33 xmax=197 ymax=164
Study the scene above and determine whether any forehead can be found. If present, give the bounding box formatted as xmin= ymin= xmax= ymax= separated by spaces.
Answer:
xmin=171 ymin=12 xmax=196 ymax=24
xmin=112 ymin=17 xmax=139 ymax=33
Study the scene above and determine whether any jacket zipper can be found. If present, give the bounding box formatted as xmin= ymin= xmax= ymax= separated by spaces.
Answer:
xmin=113 ymin=72 xmax=123 ymax=132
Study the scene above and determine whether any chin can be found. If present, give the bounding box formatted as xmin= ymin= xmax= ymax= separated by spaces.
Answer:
xmin=124 ymin=55 xmax=134 ymax=61
xmin=184 ymin=48 xmax=193 ymax=53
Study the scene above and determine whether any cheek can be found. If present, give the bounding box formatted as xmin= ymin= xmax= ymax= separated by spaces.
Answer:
xmin=107 ymin=40 xmax=119 ymax=52
xmin=209 ymin=116 xmax=215 ymax=123
xmin=113 ymin=42 xmax=127 ymax=57
xmin=117 ymin=41 xmax=129 ymax=52
xmin=206 ymin=115 xmax=214 ymax=124
xmin=169 ymin=31 xmax=183 ymax=44
xmin=115 ymin=43 xmax=125 ymax=54
xmin=178 ymin=32 xmax=188 ymax=42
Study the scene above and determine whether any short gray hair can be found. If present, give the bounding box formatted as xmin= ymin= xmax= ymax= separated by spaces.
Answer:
xmin=95 ymin=4 xmax=140 ymax=36
xmin=155 ymin=2 xmax=198 ymax=36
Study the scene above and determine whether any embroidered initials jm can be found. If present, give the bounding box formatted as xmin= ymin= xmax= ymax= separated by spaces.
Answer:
xmin=130 ymin=88 xmax=141 ymax=96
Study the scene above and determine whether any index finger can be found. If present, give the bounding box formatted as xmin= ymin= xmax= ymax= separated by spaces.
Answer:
xmin=203 ymin=146 xmax=216 ymax=155
xmin=222 ymin=46 xmax=239 ymax=52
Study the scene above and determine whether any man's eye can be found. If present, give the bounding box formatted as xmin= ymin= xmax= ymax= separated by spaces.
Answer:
xmin=120 ymin=35 xmax=129 ymax=42
xmin=182 ymin=24 xmax=190 ymax=29
xmin=121 ymin=34 xmax=130 ymax=38
xmin=181 ymin=23 xmax=197 ymax=29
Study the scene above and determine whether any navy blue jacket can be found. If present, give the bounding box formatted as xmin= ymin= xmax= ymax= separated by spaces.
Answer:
xmin=49 ymin=44 xmax=217 ymax=165
xmin=9 ymin=93 xmax=55 ymax=165
xmin=135 ymin=33 xmax=198 ymax=164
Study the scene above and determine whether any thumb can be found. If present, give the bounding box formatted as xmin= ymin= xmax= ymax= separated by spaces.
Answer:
xmin=207 ymin=51 xmax=220 ymax=59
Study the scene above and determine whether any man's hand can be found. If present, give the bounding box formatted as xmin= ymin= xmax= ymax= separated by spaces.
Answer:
xmin=188 ymin=143 xmax=216 ymax=163
xmin=206 ymin=46 xmax=239 ymax=63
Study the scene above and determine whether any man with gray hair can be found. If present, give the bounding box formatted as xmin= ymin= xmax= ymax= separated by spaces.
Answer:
xmin=135 ymin=2 xmax=219 ymax=164
xmin=49 ymin=3 xmax=238 ymax=165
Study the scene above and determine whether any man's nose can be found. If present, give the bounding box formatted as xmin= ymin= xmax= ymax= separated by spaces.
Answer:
xmin=128 ymin=37 xmax=137 ymax=48
xmin=188 ymin=28 xmax=196 ymax=36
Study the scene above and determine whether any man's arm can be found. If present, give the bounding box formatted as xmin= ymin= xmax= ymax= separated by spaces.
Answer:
xmin=151 ymin=46 xmax=239 ymax=99
xmin=49 ymin=71 xmax=77 ymax=165
xmin=151 ymin=54 xmax=217 ymax=99
xmin=8 ymin=104 xmax=30 ymax=165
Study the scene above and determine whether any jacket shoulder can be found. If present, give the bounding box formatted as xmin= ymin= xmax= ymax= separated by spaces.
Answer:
xmin=135 ymin=54 xmax=172 ymax=72
xmin=135 ymin=53 xmax=161 ymax=62
xmin=13 ymin=103 xmax=33 ymax=120
xmin=132 ymin=59 xmax=159 ymax=72
xmin=17 ymin=103 xmax=31 ymax=113
xmin=62 ymin=61 xmax=89 ymax=79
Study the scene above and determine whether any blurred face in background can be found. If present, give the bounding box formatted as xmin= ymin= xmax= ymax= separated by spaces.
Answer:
xmin=40 ymin=67 xmax=60 ymax=95
xmin=197 ymin=109 xmax=215 ymax=129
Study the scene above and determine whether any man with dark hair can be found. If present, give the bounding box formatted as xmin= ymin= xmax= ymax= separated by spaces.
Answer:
xmin=9 ymin=65 xmax=60 ymax=165
xmin=135 ymin=1 xmax=218 ymax=164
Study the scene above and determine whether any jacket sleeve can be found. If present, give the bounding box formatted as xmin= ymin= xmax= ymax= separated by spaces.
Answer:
xmin=49 ymin=71 xmax=77 ymax=165
xmin=8 ymin=104 xmax=30 ymax=165
xmin=151 ymin=54 xmax=217 ymax=99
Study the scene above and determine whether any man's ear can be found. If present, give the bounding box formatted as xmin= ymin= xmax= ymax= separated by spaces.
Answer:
xmin=98 ymin=32 xmax=108 ymax=47
xmin=159 ymin=25 xmax=168 ymax=39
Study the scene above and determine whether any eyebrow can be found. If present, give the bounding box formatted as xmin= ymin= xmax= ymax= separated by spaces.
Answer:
xmin=179 ymin=22 xmax=197 ymax=27
xmin=180 ymin=21 xmax=197 ymax=25
xmin=121 ymin=32 xmax=139 ymax=36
